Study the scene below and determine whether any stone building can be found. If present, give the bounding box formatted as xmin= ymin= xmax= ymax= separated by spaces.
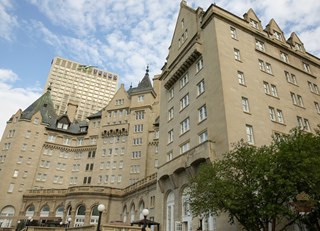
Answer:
xmin=156 ymin=1 xmax=319 ymax=231
xmin=0 ymin=68 xmax=160 ymax=228
xmin=0 ymin=1 xmax=319 ymax=231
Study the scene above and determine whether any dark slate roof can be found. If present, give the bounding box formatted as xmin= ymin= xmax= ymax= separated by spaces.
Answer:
xmin=46 ymin=119 xmax=88 ymax=134
xmin=20 ymin=89 xmax=57 ymax=125
xmin=87 ymin=110 xmax=102 ymax=119
xmin=128 ymin=66 xmax=155 ymax=95
xmin=21 ymin=87 xmax=89 ymax=134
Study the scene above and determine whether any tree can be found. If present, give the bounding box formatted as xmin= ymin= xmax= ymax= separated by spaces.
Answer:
xmin=189 ymin=128 xmax=320 ymax=231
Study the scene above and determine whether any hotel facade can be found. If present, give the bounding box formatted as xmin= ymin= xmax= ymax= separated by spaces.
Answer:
xmin=0 ymin=2 xmax=319 ymax=231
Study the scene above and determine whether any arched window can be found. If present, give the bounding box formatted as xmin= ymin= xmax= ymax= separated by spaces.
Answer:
xmin=90 ymin=206 xmax=99 ymax=224
xmin=75 ymin=205 xmax=86 ymax=227
xmin=130 ymin=204 xmax=135 ymax=223
xmin=40 ymin=205 xmax=50 ymax=217
xmin=166 ymin=192 xmax=175 ymax=231
xmin=25 ymin=205 xmax=35 ymax=217
xmin=0 ymin=206 xmax=15 ymax=228
xmin=139 ymin=201 xmax=145 ymax=219
xmin=122 ymin=206 xmax=127 ymax=223
xmin=55 ymin=206 xmax=64 ymax=218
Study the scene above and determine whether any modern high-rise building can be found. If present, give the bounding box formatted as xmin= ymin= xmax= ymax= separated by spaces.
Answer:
xmin=44 ymin=56 xmax=119 ymax=121
xmin=0 ymin=1 xmax=319 ymax=231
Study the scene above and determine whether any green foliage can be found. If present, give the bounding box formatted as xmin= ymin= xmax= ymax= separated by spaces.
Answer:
xmin=189 ymin=128 xmax=320 ymax=231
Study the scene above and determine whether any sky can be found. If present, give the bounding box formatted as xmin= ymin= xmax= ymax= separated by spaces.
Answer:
xmin=0 ymin=0 xmax=320 ymax=138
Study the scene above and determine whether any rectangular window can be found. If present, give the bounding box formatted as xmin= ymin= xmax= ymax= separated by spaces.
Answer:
xmin=180 ymin=117 xmax=190 ymax=134
xmin=196 ymin=58 xmax=203 ymax=73
xmin=63 ymin=137 xmax=72 ymax=145
xmin=13 ymin=170 xmax=19 ymax=178
xmin=270 ymin=85 xmax=278 ymax=97
xmin=133 ymin=138 xmax=142 ymax=145
xmin=280 ymin=52 xmax=289 ymax=63
xmin=180 ymin=72 xmax=189 ymax=89
xmin=77 ymin=138 xmax=84 ymax=146
xmin=230 ymin=27 xmax=237 ymax=39
xmin=265 ymin=63 xmax=272 ymax=74
xmin=47 ymin=135 xmax=56 ymax=142
xmin=90 ymin=137 xmax=97 ymax=144
xmin=168 ymin=107 xmax=174 ymax=121
xmin=269 ymin=107 xmax=276 ymax=121
xmin=199 ymin=130 xmax=208 ymax=143
xmin=234 ymin=48 xmax=241 ymax=61
xmin=277 ymin=109 xmax=284 ymax=123
xmin=259 ymin=59 xmax=265 ymax=71
xmin=295 ymin=43 xmax=303 ymax=51
xmin=315 ymin=102 xmax=320 ymax=114
xmin=237 ymin=71 xmax=245 ymax=85
xmin=273 ymin=31 xmax=282 ymax=41
xmin=297 ymin=95 xmax=304 ymax=107
xmin=197 ymin=80 xmax=205 ymax=95
xmin=297 ymin=116 xmax=311 ymax=131
xmin=303 ymin=62 xmax=311 ymax=73
xmin=242 ymin=97 xmax=250 ymax=113
xmin=250 ymin=19 xmax=258 ymax=29
xmin=168 ymin=129 xmax=174 ymax=143
xmin=198 ymin=105 xmax=207 ymax=122
xmin=138 ymin=95 xmax=144 ymax=102
xmin=291 ymin=92 xmax=297 ymax=105
xmin=21 ymin=143 xmax=27 ymax=151
xmin=134 ymin=124 xmax=144 ymax=133
xmin=8 ymin=130 xmax=16 ymax=138
xmin=132 ymin=151 xmax=142 ymax=159
xmin=308 ymin=81 xmax=319 ymax=94
xmin=88 ymin=150 xmax=96 ymax=158
xmin=285 ymin=71 xmax=298 ymax=85
xmin=180 ymin=94 xmax=189 ymax=110
xmin=263 ymin=82 xmax=270 ymax=94
xmin=246 ymin=125 xmax=254 ymax=144
xmin=168 ymin=88 xmax=174 ymax=100
xmin=255 ymin=40 xmax=265 ymax=51
xmin=167 ymin=151 xmax=173 ymax=161
xmin=135 ymin=110 xmax=145 ymax=120
xmin=291 ymin=92 xmax=304 ymax=107
xmin=180 ymin=142 xmax=190 ymax=154
xmin=8 ymin=183 xmax=14 ymax=193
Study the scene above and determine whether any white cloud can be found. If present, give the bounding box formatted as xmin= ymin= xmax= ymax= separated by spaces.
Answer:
xmin=0 ymin=68 xmax=42 ymax=139
xmin=0 ymin=0 xmax=18 ymax=41
xmin=25 ymin=0 xmax=319 ymax=91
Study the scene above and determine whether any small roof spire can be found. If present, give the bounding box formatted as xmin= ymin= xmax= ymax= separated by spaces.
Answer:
xmin=146 ymin=65 xmax=149 ymax=76
xmin=47 ymin=82 xmax=52 ymax=91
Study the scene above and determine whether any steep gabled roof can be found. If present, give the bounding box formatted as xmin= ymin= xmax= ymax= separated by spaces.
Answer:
xmin=20 ymin=88 xmax=57 ymax=125
xmin=128 ymin=66 xmax=156 ymax=97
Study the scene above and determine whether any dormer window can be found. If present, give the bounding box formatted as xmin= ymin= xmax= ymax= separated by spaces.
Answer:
xmin=57 ymin=122 xmax=68 ymax=130
xmin=295 ymin=43 xmax=302 ymax=51
xmin=255 ymin=40 xmax=265 ymax=51
xmin=80 ymin=127 xmax=87 ymax=132
xmin=250 ymin=19 xmax=258 ymax=29
xmin=273 ymin=31 xmax=282 ymax=41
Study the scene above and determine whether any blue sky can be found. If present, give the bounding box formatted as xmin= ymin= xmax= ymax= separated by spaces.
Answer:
xmin=0 ymin=0 xmax=320 ymax=137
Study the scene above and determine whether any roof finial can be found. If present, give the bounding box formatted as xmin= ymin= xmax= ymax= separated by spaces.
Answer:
xmin=47 ymin=82 xmax=52 ymax=91
xmin=146 ymin=65 xmax=149 ymax=75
